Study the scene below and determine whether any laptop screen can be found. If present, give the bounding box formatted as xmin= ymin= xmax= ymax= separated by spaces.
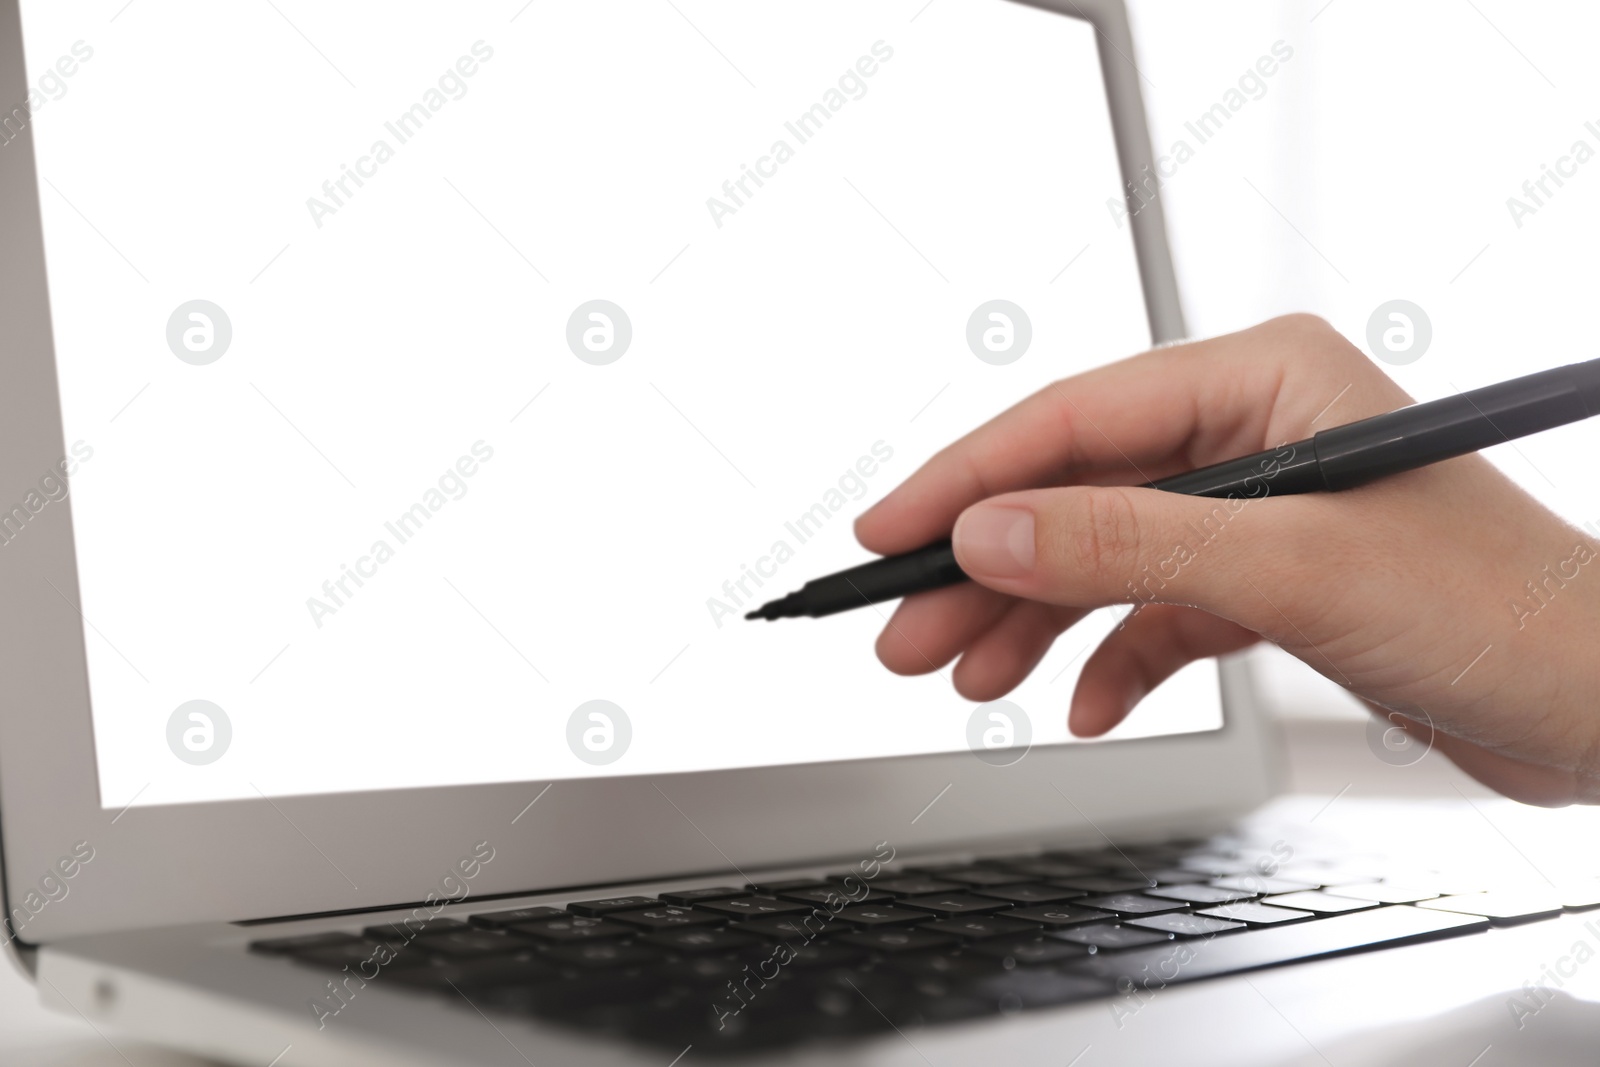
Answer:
xmin=17 ymin=0 xmax=1221 ymax=808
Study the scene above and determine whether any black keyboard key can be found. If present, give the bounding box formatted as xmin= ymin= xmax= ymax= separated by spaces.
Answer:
xmin=1145 ymin=884 xmax=1256 ymax=905
xmin=641 ymin=927 xmax=762 ymax=954
xmin=1007 ymin=904 xmax=1116 ymax=928
xmin=786 ymin=943 xmax=869 ymax=969
xmin=657 ymin=956 xmax=747 ymax=986
xmin=1125 ymin=913 xmax=1248 ymax=938
xmin=735 ymin=916 xmax=841 ymax=941
xmin=968 ymin=936 xmax=1092 ymax=966
xmin=838 ymin=927 xmax=955 ymax=953
xmin=658 ymin=886 xmax=746 ymax=907
xmin=249 ymin=932 xmax=362 ymax=955
xmin=566 ymin=896 xmax=659 ymax=916
xmin=296 ymin=939 xmax=410 ymax=969
xmin=1075 ymin=893 xmax=1187 ymax=916
xmin=503 ymin=973 xmax=669 ymax=1019
xmin=1415 ymin=892 xmax=1566 ymax=925
xmin=696 ymin=896 xmax=809 ymax=919
xmin=929 ymin=867 xmax=1028 ymax=888
xmin=363 ymin=918 xmax=467 ymax=945
xmin=1050 ymin=924 xmax=1174 ymax=951
xmin=957 ymin=968 xmax=1112 ymax=1010
xmin=972 ymin=883 xmax=1083 ymax=905
xmin=390 ymin=953 xmax=557 ymax=991
xmin=873 ymin=876 xmax=966 ymax=897
xmin=543 ymin=942 xmax=663 ymax=969
xmin=1194 ymin=902 xmax=1315 ymax=926
xmin=923 ymin=915 xmax=1041 ymax=941
xmin=881 ymin=950 xmax=1003 ymax=980
xmin=752 ymin=971 xmax=902 ymax=1038
xmin=1067 ymin=905 xmax=1489 ymax=984
xmin=777 ymin=886 xmax=894 ymax=907
xmin=411 ymin=928 xmax=531 ymax=959
xmin=898 ymin=893 xmax=1011 ymax=917
xmin=510 ymin=916 xmax=632 ymax=943
xmin=1051 ymin=875 xmax=1157 ymax=894
xmin=468 ymin=907 xmax=565 ymax=929
xmin=1211 ymin=874 xmax=1320 ymax=895
xmin=1258 ymin=891 xmax=1379 ymax=914
xmin=745 ymin=878 xmax=829 ymax=894
xmin=836 ymin=904 xmax=937 ymax=926
xmin=608 ymin=905 xmax=722 ymax=930
xmin=993 ymin=860 xmax=1101 ymax=880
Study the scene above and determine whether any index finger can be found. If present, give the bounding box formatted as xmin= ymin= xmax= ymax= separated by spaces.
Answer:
xmin=854 ymin=320 xmax=1300 ymax=556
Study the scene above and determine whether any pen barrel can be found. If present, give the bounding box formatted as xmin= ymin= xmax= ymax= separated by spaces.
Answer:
xmin=801 ymin=540 xmax=964 ymax=615
xmin=1313 ymin=360 xmax=1600 ymax=491
xmin=1145 ymin=440 xmax=1322 ymax=498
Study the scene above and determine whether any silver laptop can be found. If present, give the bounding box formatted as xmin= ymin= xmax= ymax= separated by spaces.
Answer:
xmin=2 ymin=2 xmax=1591 ymax=1064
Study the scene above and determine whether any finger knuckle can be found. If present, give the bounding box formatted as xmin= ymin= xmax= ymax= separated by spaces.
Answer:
xmin=1269 ymin=311 xmax=1336 ymax=339
xmin=1260 ymin=312 xmax=1346 ymax=358
xmin=1270 ymin=313 xmax=1356 ymax=365
xmin=1066 ymin=488 xmax=1143 ymax=579
xmin=1262 ymin=313 xmax=1407 ymax=399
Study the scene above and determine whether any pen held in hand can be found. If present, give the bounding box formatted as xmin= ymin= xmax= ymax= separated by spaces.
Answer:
xmin=746 ymin=357 xmax=1600 ymax=622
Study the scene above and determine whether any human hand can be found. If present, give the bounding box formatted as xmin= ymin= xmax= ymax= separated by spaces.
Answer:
xmin=856 ymin=315 xmax=1600 ymax=805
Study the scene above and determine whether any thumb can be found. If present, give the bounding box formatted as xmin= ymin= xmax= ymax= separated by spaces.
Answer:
xmin=951 ymin=485 xmax=1298 ymax=629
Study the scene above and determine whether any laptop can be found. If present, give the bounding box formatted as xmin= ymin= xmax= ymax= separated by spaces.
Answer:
xmin=4 ymin=1 xmax=1597 ymax=1064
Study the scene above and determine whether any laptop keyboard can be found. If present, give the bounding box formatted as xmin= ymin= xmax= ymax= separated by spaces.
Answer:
xmin=250 ymin=833 xmax=1599 ymax=1054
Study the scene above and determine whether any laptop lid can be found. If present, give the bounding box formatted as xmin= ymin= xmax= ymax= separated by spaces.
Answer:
xmin=0 ymin=0 xmax=1276 ymax=945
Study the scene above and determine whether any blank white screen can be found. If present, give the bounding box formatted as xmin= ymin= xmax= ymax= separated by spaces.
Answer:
xmin=19 ymin=0 xmax=1222 ymax=807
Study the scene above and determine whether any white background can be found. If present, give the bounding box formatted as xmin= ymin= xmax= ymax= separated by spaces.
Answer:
xmin=21 ymin=0 xmax=1221 ymax=808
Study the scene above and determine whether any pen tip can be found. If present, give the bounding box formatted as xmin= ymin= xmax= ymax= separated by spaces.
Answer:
xmin=746 ymin=591 xmax=802 ymax=621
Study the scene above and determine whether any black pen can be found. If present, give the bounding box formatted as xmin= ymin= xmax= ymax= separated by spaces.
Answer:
xmin=746 ymin=356 xmax=1600 ymax=622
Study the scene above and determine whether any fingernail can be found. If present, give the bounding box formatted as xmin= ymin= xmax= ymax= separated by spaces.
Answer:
xmin=954 ymin=504 xmax=1035 ymax=578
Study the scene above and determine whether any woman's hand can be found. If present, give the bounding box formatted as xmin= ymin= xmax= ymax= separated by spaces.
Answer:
xmin=856 ymin=314 xmax=1600 ymax=806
